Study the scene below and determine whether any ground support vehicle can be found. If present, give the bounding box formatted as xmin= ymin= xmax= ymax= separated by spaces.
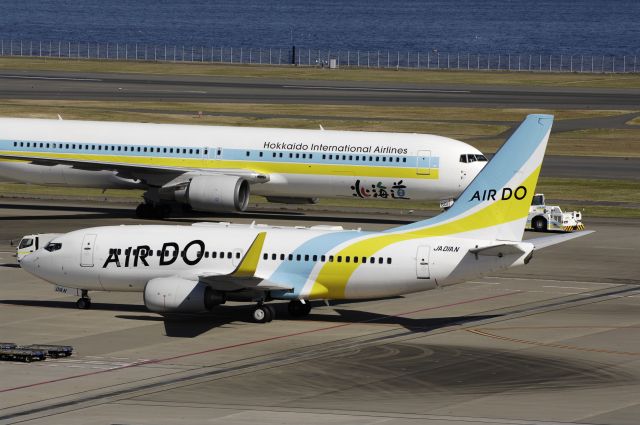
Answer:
xmin=16 ymin=233 xmax=61 ymax=263
xmin=23 ymin=344 xmax=73 ymax=358
xmin=0 ymin=347 xmax=47 ymax=362
xmin=526 ymin=193 xmax=585 ymax=232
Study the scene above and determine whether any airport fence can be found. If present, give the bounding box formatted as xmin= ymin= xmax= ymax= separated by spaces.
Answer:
xmin=0 ymin=39 xmax=638 ymax=74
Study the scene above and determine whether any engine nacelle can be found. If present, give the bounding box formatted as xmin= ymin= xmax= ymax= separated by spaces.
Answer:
xmin=143 ymin=277 xmax=225 ymax=313
xmin=173 ymin=175 xmax=250 ymax=212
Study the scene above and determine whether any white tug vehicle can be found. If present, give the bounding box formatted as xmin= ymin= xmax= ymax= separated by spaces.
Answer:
xmin=526 ymin=193 xmax=584 ymax=232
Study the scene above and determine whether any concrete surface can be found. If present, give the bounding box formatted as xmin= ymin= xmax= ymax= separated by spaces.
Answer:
xmin=0 ymin=201 xmax=639 ymax=425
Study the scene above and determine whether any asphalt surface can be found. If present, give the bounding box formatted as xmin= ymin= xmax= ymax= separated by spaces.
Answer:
xmin=1 ymin=70 xmax=640 ymax=108
xmin=0 ymin=70 xmax=639 ymax=182
xmin=0 ymin=200 xmax=639 ymax=424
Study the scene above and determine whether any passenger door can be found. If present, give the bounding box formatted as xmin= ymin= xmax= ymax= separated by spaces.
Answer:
xmin=80 ymin=234 xmax=97 ymax=267
xmin=416 ymin=150 xmax=431 ymax=175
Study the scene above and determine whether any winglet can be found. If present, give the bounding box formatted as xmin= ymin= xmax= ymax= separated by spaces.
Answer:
xmin=230 ymin=232 xmax=267 ymax=278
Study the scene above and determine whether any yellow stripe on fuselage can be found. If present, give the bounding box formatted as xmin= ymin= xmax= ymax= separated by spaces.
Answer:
xmin=0 ymin=151 xmax=439 ymax=179
xmin=309 ymin=166 xmax=541 ymax=299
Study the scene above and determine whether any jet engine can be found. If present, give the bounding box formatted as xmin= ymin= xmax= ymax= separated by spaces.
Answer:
xmin=172 ymin=175 xmax=250 ymax=212
xmin=143 ymin=277 xmax=225 ymax=313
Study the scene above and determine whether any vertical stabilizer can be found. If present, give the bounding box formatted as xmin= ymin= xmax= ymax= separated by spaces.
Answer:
xmin=388 ymin=114 xmax=553 ymax=241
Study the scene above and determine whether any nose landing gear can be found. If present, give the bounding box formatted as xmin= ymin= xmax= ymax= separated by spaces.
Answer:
xmin=76 ymin=289 xmax=92 ymax=310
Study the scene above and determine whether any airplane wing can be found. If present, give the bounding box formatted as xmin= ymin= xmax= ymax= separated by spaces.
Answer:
xmin=530 ymin=230 xmax=595 ymax=250
xmin=178 ymin=232 xmax=293 ymax=292
xmin=0 ymin=152 xmax=268 ymax=185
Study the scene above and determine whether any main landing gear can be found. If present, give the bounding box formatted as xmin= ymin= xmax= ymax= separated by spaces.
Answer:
xmin=251 ymin=300 xmax=312 ymax=323
xmin=287 ymin=300 xmax=312 ymax=318
xmin=76 ymin=290 xmax=91 ymax=310
xmin=135 ymin=203 xmax=172 ymax=220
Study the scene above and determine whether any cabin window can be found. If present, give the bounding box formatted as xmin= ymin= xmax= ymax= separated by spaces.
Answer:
xmin=353 ymin=256 xmax=359 ymax=263
xmin=378 ymin=257 xmax=384 ymax=264
xmin=259 ymin=152 xmax=263 ymax=157
xmin=280 ymin=254 xmax=285 ymax=260
xmin=288 ymin=254 xmax=293 ymax=261
xmin=312 ymin=255 xmax=317 ymax=261
xmin=329 ymin=255 xmax=334 ymax=262
xmin=387 ymin=258 xmax=392 ymax=264
xmin=304 ymin=254 xmax=309 ymax=261
xmin=211 ymin=252 xmax=217 ymax=259
xmin=321 ymin=255 xmax=326 ymax=262
xmin=345 ymin=256 xmax=350 ymax=263
xmin=337 ymin=256 xmax=342 ymax=263
xmin=263 ymin=253 xmax=268 ymax=260
xmin=271 ymin=253 xmax=277 ymax=260
xmin=296 ymin=254 xmax=302 ymax=261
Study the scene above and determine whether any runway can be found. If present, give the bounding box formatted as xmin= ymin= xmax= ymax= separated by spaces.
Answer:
xmin=0 ymin=200 xmax=639 ymax=425
xmin=1 ymin=70 xmax=640 ymax=108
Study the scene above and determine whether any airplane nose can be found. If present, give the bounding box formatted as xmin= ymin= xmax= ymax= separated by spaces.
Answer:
xmin=20 ymin=253 xmax=38 ymax=273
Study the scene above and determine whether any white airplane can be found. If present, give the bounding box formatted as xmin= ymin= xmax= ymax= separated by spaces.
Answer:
xmin=0 ymin=117 xmax=486 ymax=218
xmin=20 ymin=114 xmax=593 ymax=322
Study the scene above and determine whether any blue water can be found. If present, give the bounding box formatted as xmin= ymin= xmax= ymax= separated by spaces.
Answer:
xmin=1 ymin=0 xmax=638 ymax=55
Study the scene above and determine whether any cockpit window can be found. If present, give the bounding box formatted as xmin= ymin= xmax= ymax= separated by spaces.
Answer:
xmin=18 ymin=238 xmax=33 ymax=249
xmin=460 ymin=154 xmax=488 ymax=163
xmin=44 ymin=242 xmax=62 ymax=252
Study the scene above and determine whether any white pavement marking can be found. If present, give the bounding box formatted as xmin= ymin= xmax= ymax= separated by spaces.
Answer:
xmin=544 ymin=285 xmax=589 ymax=290
xmin=282 ymin=85 xmax=471 ymax=93
xmin=0 ymin=75 xmax=102 ymax=82
xmin=488 ymin=276 xmax=621 ymax=286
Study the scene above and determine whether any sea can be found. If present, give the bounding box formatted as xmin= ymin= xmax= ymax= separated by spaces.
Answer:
xmin=0 ymin=0 xmax=638 ymax=56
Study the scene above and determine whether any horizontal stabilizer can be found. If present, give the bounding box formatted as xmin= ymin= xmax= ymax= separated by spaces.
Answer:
xmin=531 ymin=230 xmax=595 ymax=251
xmin=470 ymin=244 xmax=526 ymax=257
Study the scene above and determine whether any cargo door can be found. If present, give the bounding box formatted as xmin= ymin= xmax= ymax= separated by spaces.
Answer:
xmin=416 ymin=245 xmax=430 ymax=279
xmin=416 ymin=150 xmax=431 ymax=175
xmin=80 ymin=234 xmax=97 ymax=267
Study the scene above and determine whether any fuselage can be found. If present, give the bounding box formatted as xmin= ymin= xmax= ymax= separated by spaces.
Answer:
xmin=22 ymin=223 xmax=532 ymax=301
xmin=0 ymin=118 xmax=486 ymax=202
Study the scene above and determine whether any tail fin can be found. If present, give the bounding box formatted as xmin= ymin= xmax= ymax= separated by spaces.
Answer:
xmin=389 ymin=114 xmax=553 ymax=241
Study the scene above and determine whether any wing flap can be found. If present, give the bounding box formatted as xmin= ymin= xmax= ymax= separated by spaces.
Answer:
xmin=469 ymin=244 xmax=526 ymax=257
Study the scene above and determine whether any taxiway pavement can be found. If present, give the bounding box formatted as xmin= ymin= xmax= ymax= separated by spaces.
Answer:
xmin=0 ymin=200 xmax=639 ymax=425
xmin=1 ymin=71 xmax=640 ymax=109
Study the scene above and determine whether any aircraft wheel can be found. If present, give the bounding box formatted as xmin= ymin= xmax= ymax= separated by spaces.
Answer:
xmin=252 ymin=304 xmax=273 ymax=323
xmin=264 ymin=304 xmax=276 ymax=320
xmin=76 ymin=297 xmax=92 ymax=310
xmin=288 ymin=300 xmax=312 ymax=317
xmin=135 ymin=203 xmax=151 ymax=219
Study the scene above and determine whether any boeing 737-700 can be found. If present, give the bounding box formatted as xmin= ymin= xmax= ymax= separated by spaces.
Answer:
xmin=0 ymin=117 xmax=486 ymax=217
xmin=20 ymin=115 xmax=593 ymax=322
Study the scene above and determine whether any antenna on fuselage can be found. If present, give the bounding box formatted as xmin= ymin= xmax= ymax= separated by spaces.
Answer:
xmin=57 ymin=114 xmax=63 ymax=120
xmin=319 ymin=124 xmax=325 ymax=131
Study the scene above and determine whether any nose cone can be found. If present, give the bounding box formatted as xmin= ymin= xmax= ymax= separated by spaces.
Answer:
xmin=20 ymin=252 xmax=39 ymax=275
